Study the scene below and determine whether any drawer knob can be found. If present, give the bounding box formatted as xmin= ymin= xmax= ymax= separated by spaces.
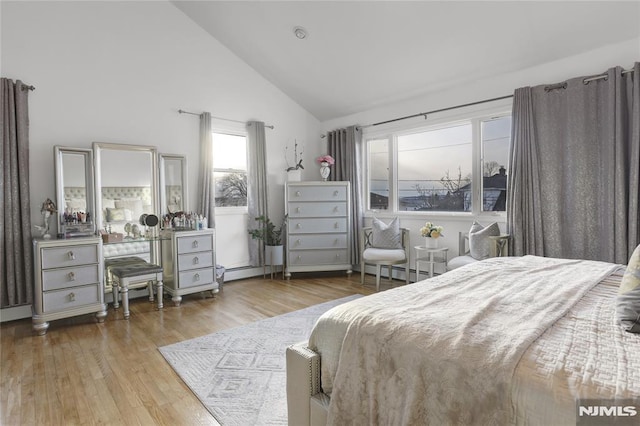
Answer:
xmin=336 ymin=254 xmax=340 ymax=258
xmin=295 ymin=191 xmax=301 ymax=197
xmin=68 ymin=271 xmax=76 ymax=281
xmin=69 ymin=292 xmax=75 ymax=302
xmin=67 ymin=251 xmax=75 ymax=260
xmin=193 ymin=240 xmax=199 ymax=248
xmin=296 ymin=223 xmax=301 ymax=229
xmin=296 ymin=255 xmax=301 ymax=260
xmin=334 ymin=222 xmax=339 ymax=228
xmin=193 ymin=256 xmax=199 ymax=265
xmin=296 ymin=207 xmax=301 ymax=213
xmin=194 ymin=273 xmax=200 ymax=281
xmin=333 ymin=206 xmax=339 ymax=212
xmin=296 ymin=239 xmax=301 ymax=245
xmin=334 ymin=238 xmax=339 ymax=244
xmin=333 ymin=190 xmax=339 ymax=196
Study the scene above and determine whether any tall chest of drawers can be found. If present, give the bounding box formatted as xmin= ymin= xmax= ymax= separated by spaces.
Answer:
xmin=285 ymin=181 xmax=352 ymax=278
xmin=32 ymin=237 xmax=107 ymax=335
xmin=160 ymin=229 xmax=218 ymax=306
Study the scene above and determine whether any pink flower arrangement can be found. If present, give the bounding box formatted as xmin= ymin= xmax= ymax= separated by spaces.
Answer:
xmin=316 ymin=155 xmax=335 ymax=165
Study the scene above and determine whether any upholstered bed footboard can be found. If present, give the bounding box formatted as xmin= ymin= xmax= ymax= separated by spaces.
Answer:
xmin=286 ymin=342 xmax=329 ymax=426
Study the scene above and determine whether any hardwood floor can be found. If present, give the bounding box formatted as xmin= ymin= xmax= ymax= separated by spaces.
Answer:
xmin=0 ymin=272 xmax=383 ymax=425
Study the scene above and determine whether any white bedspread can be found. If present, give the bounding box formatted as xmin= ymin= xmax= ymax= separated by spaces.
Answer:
xmin=512 ymin=268 xmax=640 ymax=424
xmin=309 ymin=256 xmax=621 ymax=425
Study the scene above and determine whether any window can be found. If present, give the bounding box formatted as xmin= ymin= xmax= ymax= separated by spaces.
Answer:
xmin=213 ymin=133 xmax=247 ymax=207
xmin=368 ymin=138 xmax=390 ymax=210
xmin=366 ymin=110 xmax=511 ymax=215
xmin=480 ymin=116 xmax=511 ymax=212
xmin=397 ymin=123 xmax=472 ymax=212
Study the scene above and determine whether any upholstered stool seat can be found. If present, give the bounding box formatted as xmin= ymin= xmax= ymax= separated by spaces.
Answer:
xmin=110 ymin=261 xmax=163 ymax=319
xmin=104 ymin=256 xmax=149 ymax=309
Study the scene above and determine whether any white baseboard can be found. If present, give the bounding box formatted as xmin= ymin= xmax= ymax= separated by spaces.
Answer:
xmin=0 ymin=304 xmax=32 ymax=323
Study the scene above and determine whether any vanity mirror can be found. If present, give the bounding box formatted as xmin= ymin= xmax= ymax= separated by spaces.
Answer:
xmin=54 ymin=146 xmax=96 ymax=237
xmin=159 ymin=154 xmax=187 ymax=220
xmin=93 ymin=142 xmax=159 ymax=237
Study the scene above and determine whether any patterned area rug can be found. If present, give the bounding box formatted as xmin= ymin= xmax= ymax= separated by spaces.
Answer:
xmin=158 ymin=295 xmax=361 ymax=426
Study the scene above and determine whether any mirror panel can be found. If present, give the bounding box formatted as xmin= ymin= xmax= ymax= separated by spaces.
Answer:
xmin=159 ymin=154 xmax=187 ymax=221
xmin=54 ymin=146 xmax=96 ymax=237
xmin=93 ymin=142 xmax=158 ymax=237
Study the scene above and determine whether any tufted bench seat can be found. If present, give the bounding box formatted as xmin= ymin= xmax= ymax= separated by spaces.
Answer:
xmin=110 ymin=261 xmax=163 ymax=319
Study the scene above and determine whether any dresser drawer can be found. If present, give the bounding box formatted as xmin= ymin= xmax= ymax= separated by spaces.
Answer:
xmin=41 ymin=244 xmax=99 ymax=269
xmin=288 ymin=218 xmax=347 ymax=234
xmin=288 ymin=234 xmax=348 ymax=250
xmin=287 ymin=185 xmax=347 ymax=202
xmin=178 ymin=267 xmax=215 ymax=289
xmin=42 ymin=264 xmax=100 ymax=292
xmin=178 ymin=251 xmax=214 ymax=272
xmin=42 ymin=284 xmax=101 ymax=313
xmin=177 ymin=235 xmax=213 ymax=254
xmin=289 ymin=249 xmax=349 ymax=266
xmin=288 ymin=201 xmax=347 ymax=218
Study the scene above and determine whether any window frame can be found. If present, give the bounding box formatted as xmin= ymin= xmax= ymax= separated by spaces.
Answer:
xmin=363 ymin=100 xmax=512 ymax=219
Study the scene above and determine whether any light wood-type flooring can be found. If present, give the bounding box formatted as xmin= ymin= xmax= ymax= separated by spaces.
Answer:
xmin=0 ymin=272 xmax=389 ymax=425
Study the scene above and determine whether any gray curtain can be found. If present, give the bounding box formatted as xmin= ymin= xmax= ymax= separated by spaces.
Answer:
xmin=197 ymin=112 xmax=215 ymax=228
xmin=508 ymin=62 xmax=640 ymax=263
xmin=1 ymin=78 xmax=34 ymax=307
xmin=327 ymin=125 xmax=363 ymax=264
xmin=247 ymin=121 xmax=268 ymax=266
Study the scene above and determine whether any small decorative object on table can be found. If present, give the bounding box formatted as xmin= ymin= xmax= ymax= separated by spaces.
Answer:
xmin=316 ymin=154 xmax=335 ymax=181
xmin=420 ymin=221 xmax=444 ymax=248
xmin=35 ymin=198 xmax=57 ymax=239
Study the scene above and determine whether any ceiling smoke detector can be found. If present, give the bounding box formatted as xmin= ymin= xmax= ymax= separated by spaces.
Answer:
xmin=293 ymin=26 xmax=307 ymax=40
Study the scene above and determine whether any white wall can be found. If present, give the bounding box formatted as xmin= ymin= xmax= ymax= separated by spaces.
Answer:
xmin=1 ymin=0 xmax=323 ymax=233
xmin=320 ymin=38 xmax=640 ymax=259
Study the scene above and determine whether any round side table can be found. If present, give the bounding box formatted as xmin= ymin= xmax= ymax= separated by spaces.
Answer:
xmin=414 ymin=246 xmax=449 ymax=281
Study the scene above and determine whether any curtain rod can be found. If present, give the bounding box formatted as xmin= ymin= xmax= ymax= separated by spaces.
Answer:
xmin=319 ymin=94 xmax=514 ymax=138
xmin=21 ymin=84 xmax=35 ymax=91
xmin=322 ymin=66 xmax=636 ymax=137
xmin=178 ymin=109 xmax=274 ymax=129
xmin=582 ymin=67 xmax=634 ymax=84
xmin=365 ymin=94 xmax=514 ymax=128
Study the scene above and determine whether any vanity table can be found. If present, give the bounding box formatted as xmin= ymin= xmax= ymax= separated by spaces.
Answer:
xmin=32 ymin=236 xmax=107 ymax=335
xmin=46 ymin=142 xmax=205 ymax=323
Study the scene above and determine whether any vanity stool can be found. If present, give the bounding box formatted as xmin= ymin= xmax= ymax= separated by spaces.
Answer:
xmin=104 ymin=256 xmax=150 ymax=309
xmin=109 ymin=261 xmax=164 ymax=319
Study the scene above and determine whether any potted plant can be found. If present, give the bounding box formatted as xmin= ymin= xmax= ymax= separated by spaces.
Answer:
xmin=248 ymin=215 xmax=285 ymax=266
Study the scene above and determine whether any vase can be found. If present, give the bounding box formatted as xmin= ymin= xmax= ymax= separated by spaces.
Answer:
xmin=425 ymin=237 xmax=438 ymax=248
xmin=320 ymin=161 xmax=330 ymax=181
xmin=265 ymin=245 xmax=284 ymax=266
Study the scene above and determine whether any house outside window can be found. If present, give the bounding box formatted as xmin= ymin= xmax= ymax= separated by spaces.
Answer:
xmin=365 ymin=109 xmax=511 ymax=216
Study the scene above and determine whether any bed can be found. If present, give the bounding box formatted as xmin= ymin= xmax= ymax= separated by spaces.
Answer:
xmin=286 ymin=255 xmax=640 ymax=425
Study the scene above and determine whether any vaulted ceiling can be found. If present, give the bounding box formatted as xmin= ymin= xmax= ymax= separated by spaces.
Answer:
xmin=172 ymin=1 xmax=640 ymax=121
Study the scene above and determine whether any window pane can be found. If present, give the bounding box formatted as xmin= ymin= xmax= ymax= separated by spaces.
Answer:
xmin=368 ymin=139 xmax=389 ymax=210
xmin=481 ymin=116 xmax=511 ymax=211
xmin=212 ymin=133 xmax=247 ymax=171
xmin=214 ymin=171 xmax=247 ymax=207
xmin=397 ymin=124 xmax=472 ymax=212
